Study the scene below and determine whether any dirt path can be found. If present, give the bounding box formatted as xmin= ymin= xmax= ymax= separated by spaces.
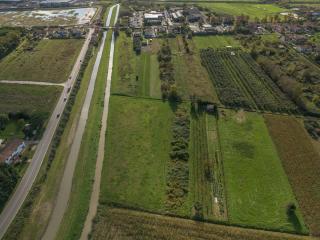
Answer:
xmin=0 ymin=80 xmax=65 ymax=86
xmin=80 ymin=4 xmax=120 ymax=240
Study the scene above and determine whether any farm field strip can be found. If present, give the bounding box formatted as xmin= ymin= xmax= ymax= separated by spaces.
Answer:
xmin=91 ymin=207 xmax=314 ymax=240
xmin=265 ymin=115 xmax=320 ymax=236
xmin=206 ymin=114 xmax=227 ymax=220
xmin=200 ymin=49 xmax=297 ymax=113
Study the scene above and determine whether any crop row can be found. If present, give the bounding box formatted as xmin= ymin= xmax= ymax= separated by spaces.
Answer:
xmin=200 ymin=49 xmax=298 ymax=114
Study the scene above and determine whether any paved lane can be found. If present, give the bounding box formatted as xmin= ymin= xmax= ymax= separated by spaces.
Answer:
xmin=0 ymin=80 xmax=65 ymax=86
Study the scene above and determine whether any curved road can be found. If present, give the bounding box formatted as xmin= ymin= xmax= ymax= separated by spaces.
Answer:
xmin=80 ymin=4 xmax=120 ymax=239
xmin=41 ymin=4 xmax=119 ymax=240
xmin=0 ymin=28 xmax=94 ymax=240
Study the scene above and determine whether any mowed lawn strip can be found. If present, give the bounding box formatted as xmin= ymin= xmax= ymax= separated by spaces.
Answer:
xmin=100 ymin=96 xmax=173 ymax=212
xmin=265 ymin=115 xmax=320 ymax=236
xmin=193 ymin=35 xmax=241 ymax=50
xmin=0 ymin=39 xmax=83 ymax=83
xmin=0 ymin=83 xmax=62 ymax=114
xmin=218 ymin=110 xmax=307 ymax=233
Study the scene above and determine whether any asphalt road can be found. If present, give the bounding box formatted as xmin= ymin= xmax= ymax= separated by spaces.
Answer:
xmin=0 ymin=28 xmax=94 ymax=240
xmin=80 ymin=4 xmax=120 ymax=239
xmin=41 ymin=5 xmax=118 ymax=240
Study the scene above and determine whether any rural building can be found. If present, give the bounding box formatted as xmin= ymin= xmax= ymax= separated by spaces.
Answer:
xmin=0 ymin=139 xmax=26 ymax=164
xmin=144 ymin=27 xmax=156 ymax=38
xmin=184 ymin=7 xmax=203 ymax=23
xmin=144 ymin=11 xmax=163 ymax=25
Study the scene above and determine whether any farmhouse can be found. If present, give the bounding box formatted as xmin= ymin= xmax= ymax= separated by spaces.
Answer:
xmin=0 ymin=139 xmax=26 ymax=164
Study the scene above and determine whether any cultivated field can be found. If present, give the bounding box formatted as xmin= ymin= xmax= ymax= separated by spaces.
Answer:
xmin=0 ymin=8 xmax=96 ymax=27
xmin=91 ymin=207 xmax=315 ymax=240
xmin=0 ymin=39 xmax=83 ymax=83
xmin=265 ymin=115 xmax=320 ymax=236
xmin=189 ymin=109 xmax=227 ymax=222
xmin=111 ymin=32 xmax=162 ymax=98
xmin=0 ymin=83 xmax=62 ymax=114
xmin=100 ymin=95 xmax=173 ymax=212
xmin=218 ymin=110 xmax=307 ymax=233
xmin=199 ymin=3 xmax=286 ymax=19
xmin=200 ymin=48 xmax=297 ymax=113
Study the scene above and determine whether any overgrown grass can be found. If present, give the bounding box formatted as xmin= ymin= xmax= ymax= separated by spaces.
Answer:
xmin=218 ymin=109 xmax=308 ymax=233
xmin=0 ymin=83 xmax=62 ymax=114
xmin=100 ymin=95 xmax=173 ymax=212
xmin=0 ymin=39 xmax=83 ymax=83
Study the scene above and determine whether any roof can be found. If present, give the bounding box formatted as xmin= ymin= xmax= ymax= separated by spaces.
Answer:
xmin=144 ymin=12 xmax=163 ymax=19
xmin=0 ymin=139 xmax=24 ymax=163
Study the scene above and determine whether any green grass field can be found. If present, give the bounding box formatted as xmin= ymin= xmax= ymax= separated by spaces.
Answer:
xmin=0 ymin=83 xmax=62 ymax=114
xmin=0 ymin=39 xmax=83 ymax=83
xmin=200 ymin=3 xmax=286 ymax=19
xmin=100 ymin=95 xmax=173 ymax=212
xmin=218 ymin=110 xmax=307 ymax=233
xmin=193 ymin=35 xmax=241 ymax=49
xmin=111 ymin=32 xmax=162 ymax=98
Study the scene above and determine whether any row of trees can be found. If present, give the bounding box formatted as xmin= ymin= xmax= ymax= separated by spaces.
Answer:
xmin=0 ymin=164 xmax=19 ymax=211
xmin=158 ymin=41 xmax=179 ymax=101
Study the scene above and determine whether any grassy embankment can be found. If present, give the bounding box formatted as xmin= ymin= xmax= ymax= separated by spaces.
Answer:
xmin=3 ymin=40 xmax=97 ymax=240
xmin=111 ymin=32 xmax=162 ymax=98
xmin=56 ymin=7 xmax=116 ymax=240
xmin=199 ymin=3 xmax=286 ymax=19
xmin=0 ymin=39 xmax=83 ymax=83
xmin=218 ymin=109 xmax=308 ymax=233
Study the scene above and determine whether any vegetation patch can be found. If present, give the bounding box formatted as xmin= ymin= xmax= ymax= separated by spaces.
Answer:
xmin=218 ymin=109 xmax=307 ymax=233
xmin=100 ymin=96 xmax=173 ymax=212
xmin=0 ymin=39 xmax=83 ymax=83
xmin=265 ymin=115 xmax=320 ymax=236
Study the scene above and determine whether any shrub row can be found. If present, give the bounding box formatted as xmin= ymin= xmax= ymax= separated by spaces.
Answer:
xmin=166 ymin=104 xmax=190 ymax=212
